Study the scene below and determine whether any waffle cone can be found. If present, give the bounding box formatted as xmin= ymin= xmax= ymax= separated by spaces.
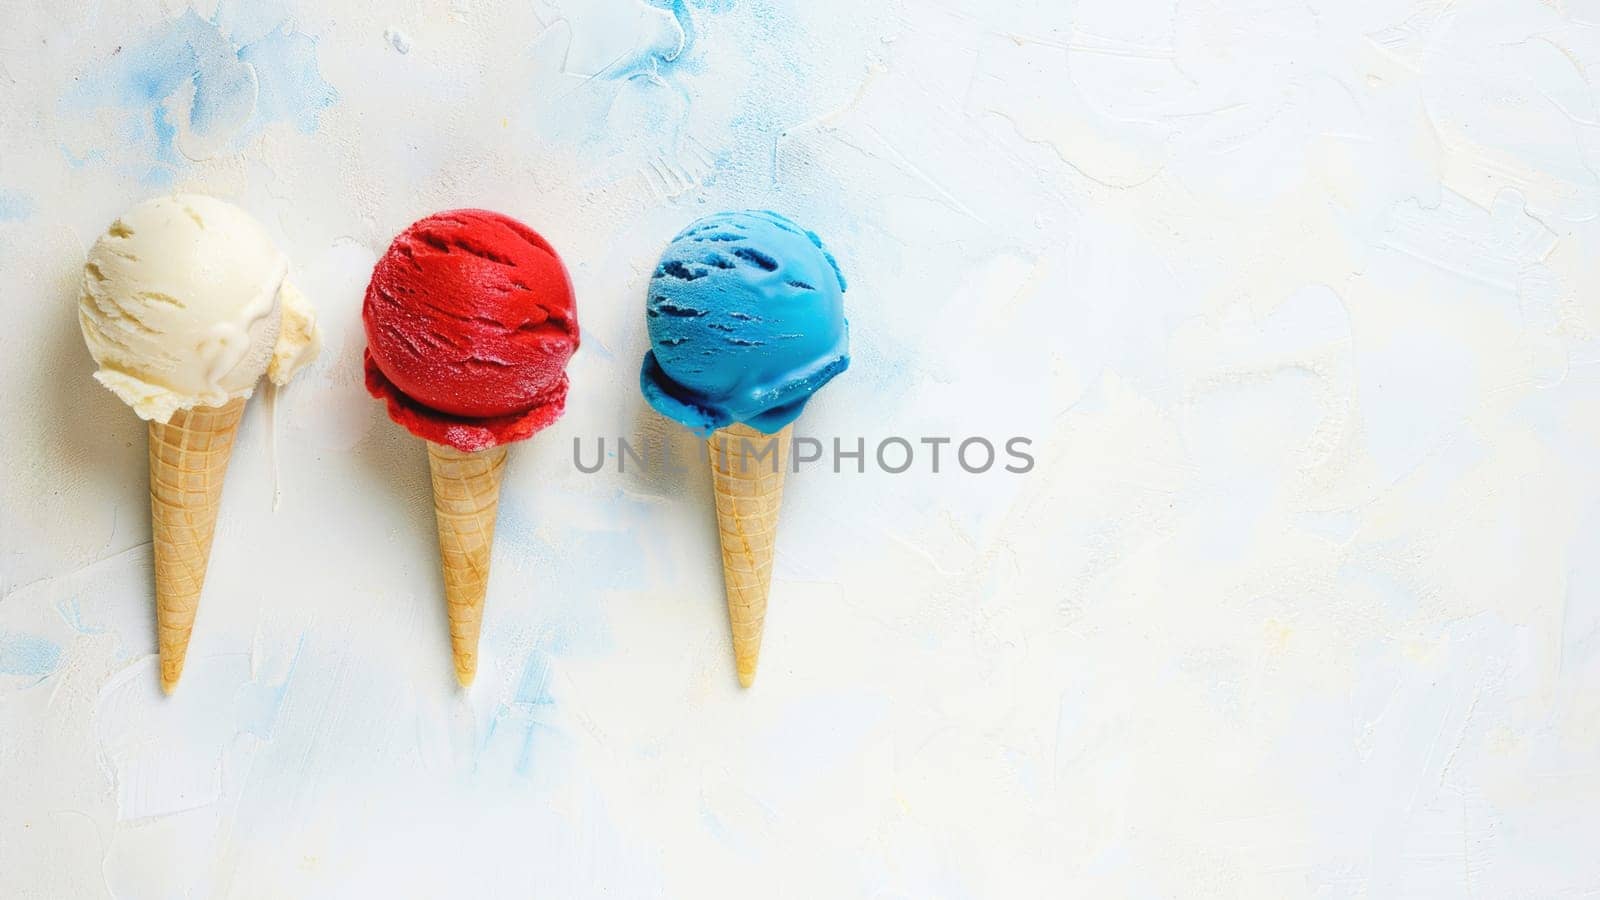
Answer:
xmin=707 ymin=422 xmax=791 ymax=687
xmin=427 ymin=441 xmax=508 ymax=687
xmin=148 ymin=397 xmax=247 ymax=694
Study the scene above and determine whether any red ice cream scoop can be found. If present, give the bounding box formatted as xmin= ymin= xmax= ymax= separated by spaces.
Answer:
xmin=363 ymin=209 xmax=579 ymax=451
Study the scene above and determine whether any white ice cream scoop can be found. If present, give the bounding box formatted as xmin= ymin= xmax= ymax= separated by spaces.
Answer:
xmin=79 ymin=194 xmax=320 ymax=422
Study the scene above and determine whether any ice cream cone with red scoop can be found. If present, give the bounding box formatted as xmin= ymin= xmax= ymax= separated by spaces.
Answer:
xmin=363 ymin=210 xmax=578 ymax=687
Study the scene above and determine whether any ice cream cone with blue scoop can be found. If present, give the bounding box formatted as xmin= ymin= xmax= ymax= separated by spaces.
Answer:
xmin=640 ymin=210 xmax=849 ymax=687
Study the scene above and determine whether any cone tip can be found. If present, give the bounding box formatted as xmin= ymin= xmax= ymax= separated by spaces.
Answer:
xmin=159 ymin=655 xmax=184 ymax=694
xmin=737 ymin=667 xmax=756 ymax=688
xmin=455 ymin=666 xmax=476 ymax=689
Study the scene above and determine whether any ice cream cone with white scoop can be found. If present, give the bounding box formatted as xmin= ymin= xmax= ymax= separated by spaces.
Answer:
xmin=78 ymin=195 xmax=321 ymax=693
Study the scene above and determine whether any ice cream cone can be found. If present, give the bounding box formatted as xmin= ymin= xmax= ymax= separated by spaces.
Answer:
xmin=148 ymin=397 xmax=247 ymax=693
xmin=427 ymin=441 xmax=509 ymax=687
xmin=707 ymin=422 xmax=792 ymax=687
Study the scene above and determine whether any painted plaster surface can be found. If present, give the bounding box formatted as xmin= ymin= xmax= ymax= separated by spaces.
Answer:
xmin=3 ymin=0 xmax=1600 ymax=896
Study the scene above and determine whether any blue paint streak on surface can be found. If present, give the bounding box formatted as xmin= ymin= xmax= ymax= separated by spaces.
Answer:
xmin=66 ymin=6 xmax=335 ymax=182
xmin=239 ymin=27 xmax=338 ymax=133
xmin=653 ymin=1 xmax=695 ymax=77
xmin=234 ymin=634 xmax=304 ymax=739
xmin=514 ymin=651 xmax=556 ymax=706
xmin=59 ymin=146 xmax=104 ymax=169
xmin=623 ymin=1 xmax=689 ymax=81
xmin=0 ymin=633 xmax=62 ymax=677
xmin=53 ymin=596 xmax=106 ymax=635
xmin=534 ymin=0 xmax=738 ymax=152
xmin=213 ymin=0 xmax=294 ymax=46
xmin=0 ymin=190 xmax=34 ymax=222
xmin=648 ymin=0 xmax=733 ymax=75
xmin=479 ymin=649 xmax=560 ymax=775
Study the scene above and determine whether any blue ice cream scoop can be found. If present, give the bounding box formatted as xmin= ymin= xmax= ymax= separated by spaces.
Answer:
xmin=640 ymin=210 xmax=849 ymax=435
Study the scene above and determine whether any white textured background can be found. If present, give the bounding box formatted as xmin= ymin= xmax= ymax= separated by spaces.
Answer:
xmin=4 ymin=0 xmax=1600 ymax=897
